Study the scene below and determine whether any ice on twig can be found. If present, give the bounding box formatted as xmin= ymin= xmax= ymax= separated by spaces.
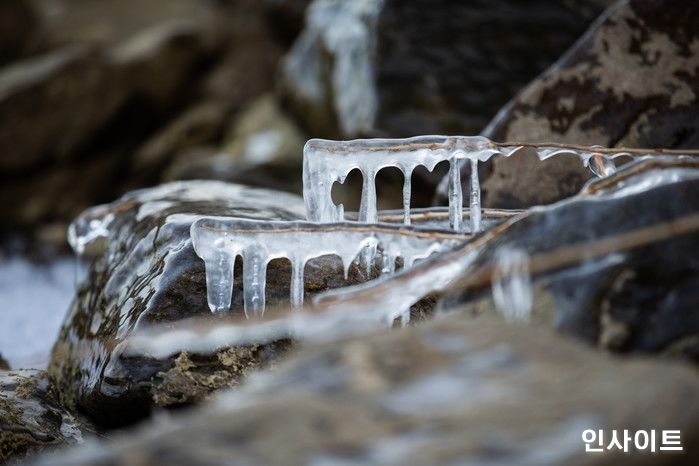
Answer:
xmin=191 ymin=218 xmax=464 ymax=316
xmin=303 ymin=136 xmax=664 ymax=234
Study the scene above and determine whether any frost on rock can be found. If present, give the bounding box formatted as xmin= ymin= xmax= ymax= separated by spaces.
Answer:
xmin=191 ymin=218 xmax=464 ymax=317
xmin=303 ymin=136 xmax=684 ymax=233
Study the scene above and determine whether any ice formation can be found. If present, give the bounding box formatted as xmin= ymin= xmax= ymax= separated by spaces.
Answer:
xmin=191 ymin=217 xmax=463 ymax=316
xmin=346 ymin=207 xmax=522 ymax=232
xmin=283 ymin=0 xmax=384 ymax=136
xmin=302 ymin=136 xmax=655 ymax=234
xmin=491 ymin=247 xmax=532 ymax=322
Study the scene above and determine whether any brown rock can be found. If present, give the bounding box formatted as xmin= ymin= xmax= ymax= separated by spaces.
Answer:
xmin=0 ymin=370 xmax=89 ymax=463
xmin=0 ymin=20 xmax=223 ymax=226
xmin=477 ymin=0 xmax=699 ymax=208
xmin=31 ymin=318 xmax=699 ymax=465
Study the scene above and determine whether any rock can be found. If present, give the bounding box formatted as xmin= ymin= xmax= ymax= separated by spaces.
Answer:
xmin=0 ymin=19 xmax=222 ymax=227
xmin=433 ymin=159 xmax=699 ymax=361
xmin=0 ymin=355 xmax=8 ymax=371
xmin=30 ymin=317 xmax=699 ymax=465
xmin=48 ymin=181 xmax=374 ymax=427
xmin=279 ymin=0 xmax=611 ymax=138
xmin=30 ymin=0 xmax=221 ymax=47
xmin=165 ymin=95 xmax=307 ymax=195
xmin=263 ymin=0 xmax=312 ymax=45
xmin=0 ymin=369 xmax=88 ymax=463
xmin=201 ymin=0 xmax=285 ymax=110
xmin=0 ymin=0 xmax=39 ymax=66
xmin=133 ymin=101 xmax=231 ymax=176
xmin=0 ymin=45 xmax=126 ymax=173
xmin=440 ymin=0 xmax=699 ymax=208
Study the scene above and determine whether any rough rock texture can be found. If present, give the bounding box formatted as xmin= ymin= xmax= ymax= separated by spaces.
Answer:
xmin=48 ymin=181 xmax=379 ymax=427
xmin=437 ymin=0 xmax=699 ymax=208
xmin=280 ymin=0 xmax=611 ymax=138
xmin=0 ymin=370 xmax=87 ymax=463
xmin=435 ymin=160 xmax=699 ymax=361
xmin=31 ymin=317 xmax=699 ymax=465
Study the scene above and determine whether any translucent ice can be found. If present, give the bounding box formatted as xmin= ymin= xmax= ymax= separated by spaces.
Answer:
xmin=283 ymin=0 xmax=384 ymax=136
xmin=303 ymin=136 xmax=686 ymax=233
xmin=191 ymin=217 xmax=464 ymax=316
xmin=491 ymin=247 xmax=532 ymax=323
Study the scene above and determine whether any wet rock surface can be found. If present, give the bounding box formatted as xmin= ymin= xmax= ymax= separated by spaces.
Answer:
xmin=48 ymin=180 xmax=388 ymax=426
xmin=280 ymin=0 xmax=611 ymax=138
xmin=440 ymin=0 xmax=699 ymax=209
xmin=31 ymin=317 xmax=699 ymax=465
xmin=434 ymin=160 xmax=699 ymax=359
xmin=0 ymin=370 xmax=87 ymax=463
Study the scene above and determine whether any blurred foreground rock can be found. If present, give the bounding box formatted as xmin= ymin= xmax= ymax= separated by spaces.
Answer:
xmin=0 ymin=370 xmax=88 ymax=463
xmin=280 ymin=0 xmax=611 ymax=138
xmin=32 ymin=317 xmax=699 ymax=465
xmin=437 ymin=0 xmax=699 ymax=208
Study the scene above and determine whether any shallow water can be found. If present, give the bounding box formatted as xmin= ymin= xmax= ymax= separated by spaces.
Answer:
xmin=0 ymin=256 xmax=74 ymax=369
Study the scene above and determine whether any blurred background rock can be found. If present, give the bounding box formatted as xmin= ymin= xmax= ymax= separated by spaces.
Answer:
xmin=0 ymin=0 xmax=613 ymax=246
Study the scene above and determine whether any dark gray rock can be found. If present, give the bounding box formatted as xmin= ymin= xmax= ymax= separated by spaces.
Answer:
xmin=0 ymin=355 xmax=8 ymax=371
xmin=30 ymin=317 xmax=699 ymax=465
xmin=0 ymin=369 xmax=88 ymax=463
xmin=279 ymin=0 xmax=611 ymax=138
xmin=438 ymin=0 xmax=699 ymax=208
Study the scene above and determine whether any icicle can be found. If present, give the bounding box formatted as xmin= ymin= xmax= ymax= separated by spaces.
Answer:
xmin=191 ymin=218 xmax=464 ymax=315
xmin=589 ymin=153 xmax=616 ymax=177
xmin=402 ymin=168 xmax=412 ymax=225
xmin=303 ymin=136 xmax=664 ymax=232
xmin=290 ymin=257 xmax=305 ymax=309
xmin=491 ymin=247 xmax=532 ymax=323
xmin=469 ymin=158 xmax=482 ymax=234
xmin=358 ymin=167 xmax=378 ymax=223
xmin=381 ymin=251 xmax=396 ymax=275
xmin=243 ymin=250 xmax=267 ymax=318
xmin=204 ymin=251 xmax=234 ymax=314
xmin=448 ymin=155 xmax=463 ymax=232
xmin=400 ymin=309 xmax=411 ymax=327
